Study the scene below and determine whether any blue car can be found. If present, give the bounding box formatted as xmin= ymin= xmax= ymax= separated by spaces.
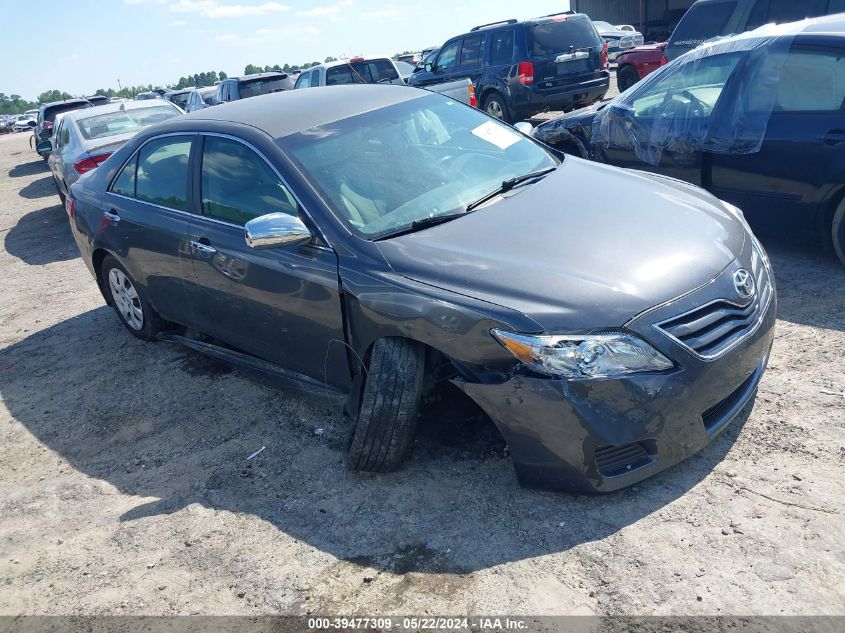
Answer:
xmin=534 ymin=15 xmax=845 ymax=265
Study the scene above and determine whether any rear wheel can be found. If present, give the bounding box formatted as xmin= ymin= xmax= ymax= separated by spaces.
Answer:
xmin=832 ymin=197 xmax=845 ymax=267
xmin=482 ymin=93 xmax=512 ymax=124
xmin=346 ymin=337 xmax=426 ymax=472
xmin=101 ymin=255 xmax=162 ymax=341
xmin=617 ymin=65 xmax=640 ymax=92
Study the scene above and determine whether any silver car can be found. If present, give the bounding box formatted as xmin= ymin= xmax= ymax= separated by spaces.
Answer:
xmin=44 ymin=100 xmax=183 ymax=203
xmin=185 ymin=86 xmax=217 ymax=113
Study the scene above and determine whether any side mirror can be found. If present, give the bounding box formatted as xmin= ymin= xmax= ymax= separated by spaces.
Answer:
xmin=36 ymin=140 xmax=52 ymax=155
xmin=424 ymin=62 xmax=433 ymax=73
xmin=514 ymin=121 xmax=534 ymax=136
xmin=244 ymin=213 xmax=311 ymax=249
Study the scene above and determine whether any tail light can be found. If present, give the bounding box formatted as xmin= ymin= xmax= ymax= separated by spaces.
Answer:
xmin=469 ymin=85 xmax=477 ymax=108
xmin=43 ymin=120 xmax=53 ymax=131
xmin=660 ymin=55 xmax=668 ymax=67
xmin=518 ymin=61 xmax=534 ymax=85
xmin=74 ymin=152 xmax=112 ymax=174
xmin=601 ymin=42 xmax=609 ymax=69
xmin=65 ymin=195 xmax=75 ymax=220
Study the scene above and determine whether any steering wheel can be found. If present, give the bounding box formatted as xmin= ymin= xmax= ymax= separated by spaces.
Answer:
xmin=680 ymin=89 xmax=710 ymax=116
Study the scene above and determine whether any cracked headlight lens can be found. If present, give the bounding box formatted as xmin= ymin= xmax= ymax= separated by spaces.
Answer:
xmin=491 ymin=329 xmax=673 ymax=379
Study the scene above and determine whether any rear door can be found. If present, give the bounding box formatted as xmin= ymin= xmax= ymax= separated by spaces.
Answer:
xmin=709 ymin=41 xmax=845 ymax=234
xmin=527 ymin=17 xmax=604 ymax=92
xmin=186 ymin=134 xmax=349 ymax=388
xmin=99 ymin=134 xmax=204 ymax=329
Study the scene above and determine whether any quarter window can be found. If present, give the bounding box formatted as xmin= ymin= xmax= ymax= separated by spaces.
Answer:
xmin=110 ymin=154 xmax=137 ymax=197
xmin=200 ymin=136 xmax=300 ymax=225
xmin=135 ymin=136 xmax=192 ymax=210
xmin=769 ymin=48 xmax=845 ymax=112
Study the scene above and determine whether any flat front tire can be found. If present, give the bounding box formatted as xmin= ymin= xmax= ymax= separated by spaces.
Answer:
xmin=101 ymin=255 xmax=162 ymax=341
xmin=346 ymin=337 xmax=426 ymax=473
xmin=833 ymin=198 xmax=845 ymax=267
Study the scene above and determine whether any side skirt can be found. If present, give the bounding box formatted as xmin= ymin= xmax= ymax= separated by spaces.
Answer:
xmin=157 ymin=332 xmax=347 ymax=403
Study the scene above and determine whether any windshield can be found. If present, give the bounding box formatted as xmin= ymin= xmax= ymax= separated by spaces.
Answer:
xmin=45 ymin=102 xmax=91 ymax=123
xmin=281 ymin=94 xmax=557 ymax=238
xmin=169 ymin=92 xmax=191 ymax=108
xmin=76 ymin=105 xmax=181 ymax=140
xmin=592 ymin=21 xmax=614 ymax=31
xmin=669 ymin=1 xmax=736 ymax=49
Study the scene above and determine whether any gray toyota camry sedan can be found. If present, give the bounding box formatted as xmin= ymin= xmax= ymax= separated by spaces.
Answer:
xmin=66 ymin=85 xmax=776 ymax=493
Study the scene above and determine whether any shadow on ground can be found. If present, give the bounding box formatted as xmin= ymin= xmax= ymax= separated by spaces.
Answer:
xmin=760 ymin=233 xmax=845 ymax=332
xmin=18 ymin=175 xmax=56 ymax=200
xmin=4 ymin=203 xmax=78 ymax=265
xmin=0 ymin=305 xmax=750 ymax=575
xmin=9 ymin=159 xmax=47 ymax=178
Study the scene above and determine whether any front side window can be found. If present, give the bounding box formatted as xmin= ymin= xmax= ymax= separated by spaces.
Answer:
xmin=282 ymin=94 xmax=557 ymax=238
xmin=295 ymin=72 xmax=311 ymax=89
xmin=628 ymin=52 xmax=742 ymax=118
xmin=135 ymin=136 xmax=192 ymax=210
xmin=435 ymin=40 xmax=460 ymax=71
xmin=201 ymin=136 xmax=300 ymax=225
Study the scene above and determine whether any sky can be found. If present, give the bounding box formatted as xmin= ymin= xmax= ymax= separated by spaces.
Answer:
xmin=2 ymin=0 xmax=571 ymax=100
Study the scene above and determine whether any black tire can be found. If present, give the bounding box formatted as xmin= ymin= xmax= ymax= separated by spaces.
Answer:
xmin=346 ymin=337 xmax=426 ymax=472
xmin=100 ymin=255 xmax=162 ymax=341
xmin=53 ymin=177 xmax=66 ymax=205
xmin=617 ymin=65 xmax=640 ymax=93
xmin=833 ymin=198 xmax=845 ymax=267
xmin=482 ymin=93 xmax=512 ymax=124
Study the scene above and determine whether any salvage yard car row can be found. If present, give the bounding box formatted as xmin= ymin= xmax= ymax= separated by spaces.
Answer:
xmin=19 ymin=7 xmax=845 ymax=493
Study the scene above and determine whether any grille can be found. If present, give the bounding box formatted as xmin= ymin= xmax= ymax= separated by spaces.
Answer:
xmin=595 ymin=442 xmax=652 ymax=477
xmin=656 ymin=243 xmax=773 ymax=359
xmin=702 ymin=371 xmax=757 ymax=432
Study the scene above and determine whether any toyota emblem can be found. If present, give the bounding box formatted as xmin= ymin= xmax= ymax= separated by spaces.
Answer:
xmin=733 ymin=269 xmax=756 ymax=300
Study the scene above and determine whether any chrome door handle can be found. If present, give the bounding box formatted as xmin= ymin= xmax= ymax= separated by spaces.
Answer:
xmin=103 ymin=210 xmax=120 ymax=222
xmin=190 ymin=240 xmax=217 ymax=255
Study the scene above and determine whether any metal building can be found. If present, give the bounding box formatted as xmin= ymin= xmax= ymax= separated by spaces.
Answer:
xmin=571 ymin=0 xmax=697 ymax=40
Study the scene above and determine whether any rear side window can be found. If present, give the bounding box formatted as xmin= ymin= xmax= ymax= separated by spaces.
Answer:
xmin=528 ymin=19 xmax=601 ymax=57
xmin=670 ymin=1 xmax=736 ymax=48
xmin=768 ymin=48 xmax=845 ymax=112
xmin=200 ymin=136 xmax=300 ymax=225
xmin=490 ymin=30 xmax=514 ymax=65
xmin=135 ymin=136 xmax=192 ymax=210
xmin=460 ymin=35 xmax=484 ymax=65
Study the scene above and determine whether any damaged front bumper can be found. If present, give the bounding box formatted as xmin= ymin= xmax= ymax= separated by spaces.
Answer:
xmin=453 ymin=266 xmax=776 ymax=494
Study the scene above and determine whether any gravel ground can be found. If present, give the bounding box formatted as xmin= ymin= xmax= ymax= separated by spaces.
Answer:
xmin=0 ymin=126 xmax=843 ymax=617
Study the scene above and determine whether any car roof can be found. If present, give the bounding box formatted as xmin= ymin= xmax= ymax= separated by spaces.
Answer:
xmin=41 ymin=98 xmax=90 ymax=111
xmin=699 ymin=13 xmax=845 ymax=50
xmin=180 ymin=84 xmax=426 ymax=139
xmin=65 ymin=99 xmax=179 ymax=122
xmin=316 ymin=56 xmax=395 ymax=70
xmin=229 ymin=72 xmax=288 ymax=81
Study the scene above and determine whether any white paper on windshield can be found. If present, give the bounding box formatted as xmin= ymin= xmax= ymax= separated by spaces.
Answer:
xmin=471 ymin=121 xmax=521 ymax=150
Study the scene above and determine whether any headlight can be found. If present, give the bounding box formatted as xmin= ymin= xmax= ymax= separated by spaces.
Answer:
xmin=491 ymin=329 xmax=673 ymax=379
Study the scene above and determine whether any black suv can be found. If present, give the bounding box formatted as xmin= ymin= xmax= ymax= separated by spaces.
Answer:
xmin=34 ymin=99 xmax=93 ymax=159
xmin=214 ymin=72 xmax=296 ymax=104
xmin=408 ymin=11 xmax=609 ymax=122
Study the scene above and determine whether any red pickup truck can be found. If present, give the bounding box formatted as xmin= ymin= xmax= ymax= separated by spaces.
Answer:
xmin=615 ymin=42 xmax=668 ymax=92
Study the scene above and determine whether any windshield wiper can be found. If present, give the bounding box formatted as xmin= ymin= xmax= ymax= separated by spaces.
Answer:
xmin=465 ymin=166 xmax=557 ymax=212
xmin=373 ymin=211 xmax=471 ymax=240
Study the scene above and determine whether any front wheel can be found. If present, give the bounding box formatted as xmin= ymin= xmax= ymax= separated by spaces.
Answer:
xmin=482 ymin=93 xmax=512 ymax=124
xmin=101 ymin=255 xmax=162 ymax=340
xmin=832 ymin=197 xmax=845 ymax=267
xmin=617 ymin=65 xmax=640 ymax=92
xmin=346 ymin=337 xmax=426 ymax=472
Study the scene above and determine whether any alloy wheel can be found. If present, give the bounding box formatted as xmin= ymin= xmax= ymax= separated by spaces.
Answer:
xmin=486 ymin=100 xmax=504 ymax=120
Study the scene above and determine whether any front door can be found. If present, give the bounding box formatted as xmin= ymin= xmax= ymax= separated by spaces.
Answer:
xmin=187 ymin=134 xmax=349 ymax=389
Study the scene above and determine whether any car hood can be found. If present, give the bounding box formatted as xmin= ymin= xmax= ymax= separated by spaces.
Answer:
xmin=375 ymin=157 xmax=745 ymax=332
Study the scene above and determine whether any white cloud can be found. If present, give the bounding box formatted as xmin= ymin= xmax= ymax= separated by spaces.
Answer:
xmin=124 ymin=0 xmax=166 ymax=5
xmin=296 ymin=0 xmax=351 ymax=22
xmin=213 ymin=25 xmax=319 ymax=46
xmin=170 ymin=19 xmax=187 ymax=26
xmin=170 ymin=1 xmax=290 ymax=18
xmin=359 ymin=4 xmax=399 ymax=22
xmin=214 ymin=33 xmax=240 ymax=42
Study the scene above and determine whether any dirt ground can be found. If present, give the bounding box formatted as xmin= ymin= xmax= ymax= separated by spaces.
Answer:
xmin=0 ymin=127 xmax=843 ymax=618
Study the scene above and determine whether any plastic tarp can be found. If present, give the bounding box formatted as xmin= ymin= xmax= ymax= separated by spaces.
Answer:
xmin=589 ymin=21 xmax=807 ymax=166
